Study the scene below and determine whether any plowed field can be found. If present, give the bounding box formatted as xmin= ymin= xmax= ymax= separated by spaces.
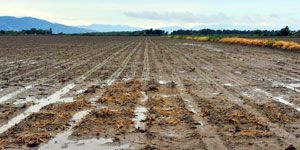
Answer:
xmin=0 ymin=36 xmax=299 ymax=150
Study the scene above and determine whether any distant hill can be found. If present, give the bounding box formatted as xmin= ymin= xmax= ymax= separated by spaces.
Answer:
xmin=1 ymin=16 xmax=297 ymax=34
xmin=0 ymin=16 xmax=93 ymax=34
xmin=158 ymin=26 xmax=186 ymax=33
xmin=80 ymin=24 xmax=143 ymax=32
xmin=191 ymin=24 xmax=300 ymax=31
xmin=79 ymin=24 xmax=187 ymax=33
xmin=159 ymin=25 xmax=300 ymax=32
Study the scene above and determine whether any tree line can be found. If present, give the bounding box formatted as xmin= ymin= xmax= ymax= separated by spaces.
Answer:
xmin=71 ymin=29 xmax=167 ymax=36
xmin=171 ymin=26 xmax=300 ymax=37
xmin=0 ymin=28 xmax=166 ymax=36
xmin=1 ymin=27 xmax=299 ymax=37
xmin=0 ymin=28 xmax=52 ymax=35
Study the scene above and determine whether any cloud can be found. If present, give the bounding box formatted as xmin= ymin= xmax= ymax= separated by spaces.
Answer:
xmin=124 ymin=11 xmax=300 ymax=26
xmin=124 ymin=11 xmax=231 ymax=24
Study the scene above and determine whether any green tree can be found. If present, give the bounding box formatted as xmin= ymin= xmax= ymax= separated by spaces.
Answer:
xmin=49 ymin=28 xmax=53 ymax=34
xmin=30 ymin=28 xmax=38 ymax=35
xmin=253 ymin=30 xmax=262 ymax=36
xmin=280 ymin=26 xmax=291 ymax=36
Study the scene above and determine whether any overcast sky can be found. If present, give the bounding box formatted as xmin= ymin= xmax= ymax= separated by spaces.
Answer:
xmin=0 ymin=0 xmax=299 ymax=28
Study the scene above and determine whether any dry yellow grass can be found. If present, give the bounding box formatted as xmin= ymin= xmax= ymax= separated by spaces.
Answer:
xmin=193 ymin=37 xmax=209 ymax=41
xmin=273 ymin=41 xmax=300 ymax=50
xmin=219 ymin=37 xmax=268 ymax=47
xmin=219 ymin=37 xmax=300 ymax=50
xmin=218 ymin=37 xmax=300 ymax=50
xmin=171 ymin=36 xmax=300 ymax=51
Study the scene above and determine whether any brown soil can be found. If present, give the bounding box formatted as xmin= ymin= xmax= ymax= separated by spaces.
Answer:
xmin=0 ymin=36 xmax=300 ymax=149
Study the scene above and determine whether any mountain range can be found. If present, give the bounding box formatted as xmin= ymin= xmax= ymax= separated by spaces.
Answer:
xmin=0 ymin=16 xmax=298 ymax=34
xmin=0 ymin=16 xmax=93 ymax=34
xmin=79 ymin=24 xmax=142 ymax=32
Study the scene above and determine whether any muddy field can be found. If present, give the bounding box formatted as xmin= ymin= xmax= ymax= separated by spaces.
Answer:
xmin=0 ymin=36 xmax=300 ymax=150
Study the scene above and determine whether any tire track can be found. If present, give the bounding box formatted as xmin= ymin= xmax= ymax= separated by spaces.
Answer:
xmin=0 ymin=47 xmax=71 ymax=75
xmin=105 ymin=41 xmax=141 ymax=86
xmin=0 ymin=41 xmax=121 ymax=82
xmin=150 ymin=39 xmax=228 ymax=150
xmin=141 ymin=38 xmax=150 ymax=84
xmin=120 ymin=38 xmax=144 ymax=81
xmin=0 ymin=41 xmax=132 ymax=104
xmin=170 ymin=42 xmax=248 ymax=86
xmin=0 ymin=40 xmax=139 ymax=134
xmin=161 ymin=39 xmax=300 ymax=149
xmin=180 ymin=42 xmax=300 ymax=85
xmin=0 ymin=48 xmax=62 ymax=72
xmin=172 ymin=42 xmax=300 ymax=108
xmin=36 ymin=40 xmax=142 ymax=149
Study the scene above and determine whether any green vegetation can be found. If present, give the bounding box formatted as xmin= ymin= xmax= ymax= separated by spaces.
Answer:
xmin=295 ymin=30 xmax=300 ymax=37
xmin=207 ymin=35 xmax=223 ymax=41
xmin=0 ymin=26 xmax=298 ymax=37
xmin=279 ymin=26 xmax=291 ymax=36
xmin=171 ymin=26 xmax=296 ymax=37
xmin=0 ymin=28 xmax=52 ymax=36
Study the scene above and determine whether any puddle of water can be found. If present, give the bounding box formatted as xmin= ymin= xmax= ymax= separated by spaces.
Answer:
xmin=181 ymin=43 xmax=197 ymax=46
xmin=13 ymin=96 xmax=38 ymax=105
xmin=122 ymin=77 xmax=132 ymax=82
xmin=254 ymin=88 xmax=272 ymax=97
xmin=70 ymin=110 xmax=91 ymax=125
xmin=0 ymin=84 xmax=76 ymax=134
xmin=165 ymin=132 xmax=182 ymax=138
xmin=105 ymin=79 xmax=115 ymax=86
xmin=40 ymin=136 xmax=128 ymax=150
xmin=158 ymin=80 xmax=168 ymax=85
xmin=140 ymin=92 xmax=148 ymax=102
xmin=89 ymin=95 xmax=100 ymax=103
xmin=40 ymin=109 xmax=129 ymax=150
xmin=76 ymin=89 xmax=86 ymax=94
xmin=197 ymin=121 xmax=204 ymax=126
xmin=241 ymin=92 xmax=251 ymax=98
xmin=159 ymin=94 xmax=177 ymax=98
xmin=132 ymin=106 xmax=148 ymax=130
xmin=224 ymin=83 xmax=234 ymax=87
xmin=272 ymin=81 xmax=300 ymax=93
xmin=59 ymin=97 xmax=75 ymax=103
xmin=183 ymin=99 xmax=197 ymax=113
xmin=0 ymin=113 xmax=27 ymax=133
xmin=287 ymin=83 xmax=300 ymax=88
xmin=29 ymin=61 xmax=38 ymax=65
xmin=274 ymin=96 xmax=293 ymax=106
xmin=212 ymin=92 xmax=221 ymax=96
xmin=179 ymin=43 xmax=223 ymax=52
xmin=0 ymin=85 xmax=33 ymax=104
xmin=133 ymin=92 xmax=149 ymax=130
xmin=253 ymin=88 xmax=300 ymax=112
xmin=187 ymin=104 xmax=197 ymax=113
xmin=234 ymin=71 xmax=242 ymax=75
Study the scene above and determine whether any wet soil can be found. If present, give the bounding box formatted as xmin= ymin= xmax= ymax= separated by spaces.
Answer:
xmin=0 ymin=36 xmax=300 ymax=149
